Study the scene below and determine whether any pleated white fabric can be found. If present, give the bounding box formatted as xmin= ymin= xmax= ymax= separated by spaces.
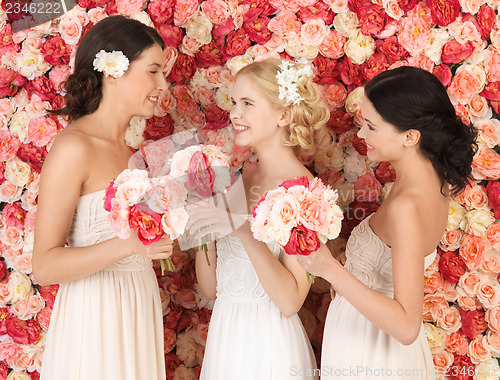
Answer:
xmin=200 ymin=235 xmax=318 ymax=380
xmin=321 ymin=214 xmax=436 ymax=380
xmin=40 ymin=190 xmax=166 ymax=380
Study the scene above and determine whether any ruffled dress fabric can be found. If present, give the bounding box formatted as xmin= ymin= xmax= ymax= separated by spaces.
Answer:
xmin=321 ymin=215 xmax=436 ymax=379
xmin=200 ymin=235 xmax=319 ymax=380
xmin=40 ymin=190 xmax=166 ymax=380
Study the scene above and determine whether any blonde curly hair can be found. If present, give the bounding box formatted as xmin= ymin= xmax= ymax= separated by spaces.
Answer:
xmin=234 ymin=58 xmax=332 ymax=156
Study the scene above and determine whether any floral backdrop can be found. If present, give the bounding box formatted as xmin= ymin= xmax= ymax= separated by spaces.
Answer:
xmin=0 ymin=0 xmax=499 ymax=379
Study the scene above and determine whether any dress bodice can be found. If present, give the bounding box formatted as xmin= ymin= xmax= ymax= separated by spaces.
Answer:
xmin=344 ymin=214 xmax=436 ymax=297
xmin=67 ymin=190 xmax=152 ymax=272
xmin=215 ymin=234 xmax=282 ymax=301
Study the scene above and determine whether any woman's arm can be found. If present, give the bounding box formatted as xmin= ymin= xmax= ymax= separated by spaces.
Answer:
xmin=298 ymin=198 xmax=428 ymax=345
xmin=194 ymin=241 xmax=217 ymax=300
xmin=32 ymin=134 xmax=172 ymax=286
xmin=235 ymin=222 xmax=311 ymax=318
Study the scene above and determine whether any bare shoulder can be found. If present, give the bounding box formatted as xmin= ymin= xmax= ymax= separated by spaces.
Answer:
xmin=382 ymin=190 xmax=423 ymax=237
xmin=46 ymin=123 xmax=92 ymax=164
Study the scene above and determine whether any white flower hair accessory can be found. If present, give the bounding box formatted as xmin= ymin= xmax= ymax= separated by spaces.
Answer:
xmin=276 ymin=60 xmax=314 ymax=105
xmin=93 ymin=50 xmax=130 ymax=78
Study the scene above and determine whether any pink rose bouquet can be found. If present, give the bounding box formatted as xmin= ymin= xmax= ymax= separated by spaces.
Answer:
xmin=250 ymin=176 xmax=344 ymax=282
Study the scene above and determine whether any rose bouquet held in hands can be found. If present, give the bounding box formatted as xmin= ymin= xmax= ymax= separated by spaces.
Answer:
xmin=250 ymin=176 xmax=344 ymax=283
xmin=103 ymin=168 xmax=188 ymax=274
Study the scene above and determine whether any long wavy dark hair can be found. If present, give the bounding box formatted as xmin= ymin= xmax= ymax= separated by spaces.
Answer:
xmin=53 ymin=15 xmax=165 ymax=121
xmin=364 ymin=66 xmax=478 ymax=196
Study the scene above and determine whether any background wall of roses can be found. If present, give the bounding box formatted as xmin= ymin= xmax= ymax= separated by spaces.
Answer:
xmin=0 ymin=0 xmax=499 ymax=379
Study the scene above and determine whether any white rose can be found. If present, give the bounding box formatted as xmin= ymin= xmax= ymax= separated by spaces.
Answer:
xmin=185 ymin=12 xmax=212 ymax=45
xmin=447 ymin=199 xmax=466 ymax=230
xmin=9 ymin=110 xmax=30 ymax=143
xmin=314 ymin=142 xmax=345 ymax=173
xmin=215 ymin=85 xmax=234 ymax=111
xmin=424 ymin=28 xmax=451 ymax=64
xmin=175 ymin=331 xmax=199 ymax=367
xmin=6 ymin=371 xmax=31 ymax=380
xmin=285 ymin=37 xmax=319 ymax=60
xmin=5 ymin=157 xmax=31 ymax=187
xmin=345 ymin=86 xmax=365 ymax=116
xmin=344 ymin=30 xmax=376 ymax=65
xmin=333 ymin=10 xmax=360 ymax=38
xmin=460 ymin=209 xmax=495 ymax=237
xmin=474 ymin=357 xmax=500 ymax=380
xmin=423 ymin=323 xmax=447 ymax=354
xmin=125 ymin=116 xmax=146 ymax=149
xmin=15 ymin=50 xmax=50 ymax=80
xmin=225 ymin=53 xmax=254 ymax=77
xmin=8 ymin=271 xmax=34 ymax=304
xmin=456 ymin=63 xmax=487 ymax=94
xmin=343 ymin=150 xmax=369 ymax=182
xmin=130 ymin=11 xmax=154 ymax=27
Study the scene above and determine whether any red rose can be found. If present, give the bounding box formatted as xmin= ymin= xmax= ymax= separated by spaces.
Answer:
xmin=16 ymin=142 xmax=47 ymax=174
xmin=41 ymin=35 xmax=71 ymax=66
xmin=481 ymin=81 xmax=500 ymax=101
xmin=241 ymin=0 xmax=276 ymax=18
xmin=0 ymin=162 xmax=5 ymax=186
xmin=284 ymin=225 xmax=321 ymax=256
xmin=348 ymin=0 xmax=371 ymax=12
xmin=352 ymin=135 xmax=367 ymax=156
xmin=203 ymin=105 xmax=230 ymax=131
xmin=339 ymin=58 xmax=366 ymax=87
xmin=0 ymin=362 xmax=8 ymax=380
xmin=426 ymin=0 xmax=460 ymax=26
xmin=157 ymin=24 xmax=183 ymax=47
xmin=0 ymin=308 xmax=11 ymax=335
xmin=0 ymin=202 xmax=26 ymax=229
xmin=145 ymin=115 xmax=174 ymax=141
xmin=165 ymin=353 xmax=183 ymax=380
xmin=374 ymin=162 xmax=396 ymax=183
xmin=356 ymin=2 xmax=387 ymax=36
xmin=179 ymin=263 xmax=197 ymax=289
xmin=446 ymin=355 xmax=475 ymax=380
xmin=185 ymin=151 xmax=215 ymax=197
xmin=129 ymin=204 xmax=164 ymax=245
xmin=195 ymin=307 xmax=212 ymax=325
xmin=26 ymin=75 xmax=56 ymax=103
xmin=438 ymin=248 xmax=466 ymax=283
xmin=441 ymin=40 xmax=474 ymax=64
xmin=363 ymin=53 xmax=390 ymax=81
xmin=6 ymin=316 xmax=41 ymax=345
xmin=397 ymin=0 xmax=418 ymax=11
xmin=195 ymin=40 xmax=225 ymax=68
xmin=281 ymin=176 xmax=309 ymax=189
xmin=243 ymin=17 xmax=273 ymax=45
xmin=148 ymin=0 xmax=175 ymax=26
xmin=0 ymin=67 xmax=27 ymax=98
xmin=164 ymin=303 xmax=183 ymax=330
xmin=213 ymin=18 xmax=236 ymax=40
xmin=51 ymin=94 xmax=66 ymax=111
xmin=486 ymin=180 xmax=500 ymax=219
xmin=477 ymin=4 xmax=496 ymax=41
xmin=491 ymin=100 xmax=500 ymax=114
xmin=103 ymin=181 xmax=117 ymax=212
xmin=376 ymin=36 xmax=409 ymax=64
xmin=29 ymin=371 xmax=40 ymax=380
xmin=39 ymin=284 xmax=59 ymax=309
xmin=222 ymin=28 xmax=252 ymax=58
xmin=460 ymin=308 xmax=488 ymax=340
xmin=327 ymin=108 xmax=354 ymax=135
xmin=297 ymin=1 xmax=335 ymax=24
xmin=168 ymin=53 xmax=197 ymax=84
xmin=0 ymin=261 xmax=7 ymax=284
xmin=312 ymin=55 xmax=340 ymax=84
xmin=433 ymin=64 xmax=453 ymax=87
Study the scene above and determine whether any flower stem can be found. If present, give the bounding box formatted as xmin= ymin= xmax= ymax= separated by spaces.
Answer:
xmin=160 ymin=258 xmax=175 ymax=275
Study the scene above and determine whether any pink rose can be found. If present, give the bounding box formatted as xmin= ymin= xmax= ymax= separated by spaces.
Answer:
xmin=171 ymin=85 xmax=198 ymax=115
xmin=300 ymin=18 xmax=329 ymax=46
xmin=174 ymin=0 xmax=199 ymax=26
xmin=58 ymin=16 xmax=83 ymax=46
xmin=267 ymin=10 xmax=302 ymax=38
xmin=449 ymin=69 xmax=482 ymax=105
xmin=172 ymin=289 xmax=197 ymax=309
xmin=284 ymin=225 xmax=320 ymax=256
xmin=440 ymin=230 xmax=463 ymax=252
xmin=28 ymin=117 xmax=57 ymax=147
xmin=36 ymin=305 xmax=52 ymax=332
xmin=5 ymin=316 xmax=40 ymax=345
xmin=180 ymin=36 xmax=202 ymax=56
xmin=299 ymin=197 xmax=328 ymax=232
xmin=16 ymin=143 xmax=47 ymax=174
xmin=185 ymin=151 xmax=215 ymax=197
xmin=432 ymin=64 xmax=453 ymax=87
xmin=423 ymin=294 xmax=449 ymax=322
xmin=26 ymin=76 xmax=56 ymax=103
xmin=201 ymin=0 xmax=230 ymax=24
xmin=147 ymin=0 xmax=175 ymax=26
xmin=157 ymin=24 xmax=183 ymax=47
xmin=0 ymin=67 xmax=27 ymax=98
xmin=486 ymin=181 xmax=500 ymax=219
xmin=115 ymin=0 xmax=146 ymax=14
xmin=222 ymin=28 xmax=252 ymax=58
xmin=487 ymin=330 xmax=500 ymax=354
xmin=0 ymin=131 xmax=21 ymax=161
xmin=476 ymin=279 xmax=500 ymax=308
xmin=460 ymin=308 xmax=488 ymax=340
xmin=353 ymin=171 xmax=382 ymax=203
xmin=459 ymin=235 xmax=486 ymax=271
xmin=281 ymin=176 xmax=309 ymax=189
xmin=485 ymin=305 xmax=500 ymax=332
xmin=129 ymin=204 xmax=164 ymax=245
xmin=397 ymin=17 xmax=431 ymax=55
xmin=477 ymin=4 xmax=496 ymax=40
xmin=445 ymin=331 xmax=468 ymax=355
xmin=455 ymin=183 xmax=489 ymax=210
xmin=441 ymin=40 xmax=474 ymax=64
xmin=39 ymin=284 xmax=59 ymax=309
xmin=322 ymin=82 xmax=347 ymax=109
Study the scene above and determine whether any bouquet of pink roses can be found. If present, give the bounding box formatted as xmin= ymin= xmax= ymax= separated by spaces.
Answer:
xmin=104 ymin=168 xmax=188 ymax=273
xmin=250 ymin=176 xmax=344 ymax=282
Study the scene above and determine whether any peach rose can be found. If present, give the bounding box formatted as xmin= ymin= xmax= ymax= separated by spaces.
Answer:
xmin=0 ymin=181 xmax=22 ymax=204
xmin=472 ymin=148 xmax=500 ymax=181
xmin=397 ymin=17 xmax=431 ymax=55
xmin=300 ymin=19 xmax=330 ymax=46
xmin=0 ymin=99 xmax=14 ymax=118
xmin=440 ymin=229 xmax=464 ymax=252
xmin=164 ymin=328 xmax=177 ymax=353
xmin=485 ymin=46 xmax=500 ymax=82
xmin=36 ymin=305 xmax=52 ymax=332
xmin=485 ymin=305 xmax=500 ymax=332
xmin=115 ymin=0 xmax=146 ymax=15
xmin=443 ymin=280 xmax=458 ymax=302
xmin=12 ymin=254 xmax=32 ymax=274
xmin=459 ymin=234 xmax=487 ymax=271
xmin=24 ymin=95 xmax=51 ymax=118
xmin=319 ymin=30 xmax=346 ymax=59
xmin=174 ymin=0 xmax=199 ymax=27
xmin=437 ymin=306 xmax=461 ymax=333
xmin=154 ymin=89 xmax=176 ymax=117
xmin=172 ymin=289 xmax=197 ymax=309
xmin=485 ymin=222 xmax=500 ymax=251
xmin=486 ymin=330 xmax=500 ymax=355
xmin=201 ymin=0 xmax=230 ymax=25
xmin=163 ymin=46 xmax=178 ymax=78
xmin=432 ymin=350 xmax=454 ymax=375
xmin=49 ymin=65 xmax=72 ymax=92
xmin=476 ymin=278 xmax=500 ymax=309
xmin=456 ymin=183 xmax=490 ymax=211
xmin=468 ymin=335 xmax=492 ymax=364
xmin=0 ymin=283 xmax=13 ymax=306
xmin=448 ymin=69 xmax=483 ymax=105
xmin=480 ymin=250 xmax=500 ymax=273
xmin=299 ymin=196 xmax=328 ymax=232
xmin=0 ymin=131 xmax=21 ymax=161
xmin=445 ymin=331 xmax=469 ymax=355
xmin=458 ymin=271 xmax=481 ymax=296
xmin=425 ymin=271 xmax=444 ymax=294
xmin=457 ymin=294 xmax=481 ymax=311
xmin=58 ymin=16 xmax=83 ymax=46
xmin=423 ymin=293 xmax=449 ymax=322
xmin=476 ymin=118 xmax=500 ymax=149
xmin=87 ymin=7 xmax=107 ymax=24
xmin=1 ymin=227 xmax=23 ymax=250
xmin=324 ymin=0 xmax=348 ymax=12
xmin=467 ymin=95 xmax=492 ymax=122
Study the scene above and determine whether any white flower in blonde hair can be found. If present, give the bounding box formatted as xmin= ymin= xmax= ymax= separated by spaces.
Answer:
xmin=93 ymin=50 xmax=130 ymax=78
xmin=276 ymin=60 xmax=314 ymax=105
